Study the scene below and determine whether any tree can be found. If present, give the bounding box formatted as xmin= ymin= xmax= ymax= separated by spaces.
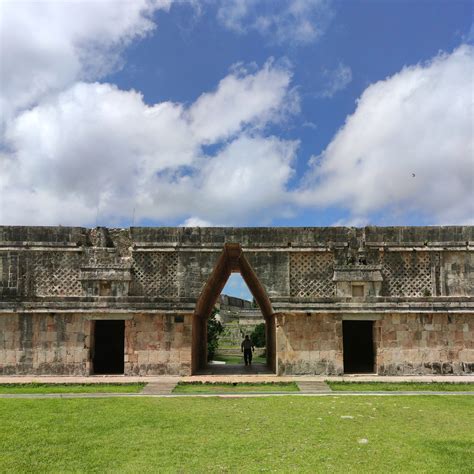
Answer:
xmin=251 ymin=323 xmax=266 ymax=348
xmin=207 ymin=307 xmax=223 ymax=361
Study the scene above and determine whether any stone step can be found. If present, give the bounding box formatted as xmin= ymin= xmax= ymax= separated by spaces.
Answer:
xmin=296 ymin=381 xmax=332 ymax=392
xmin=141 ymin=382 xmax=177 ymax=395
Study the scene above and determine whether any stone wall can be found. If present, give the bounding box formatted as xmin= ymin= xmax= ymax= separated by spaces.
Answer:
xmin=376 ymin=313 xmax=474 ymax=375
xmin=0 ymin=312 xmax=193 ymax=376
xmin=276 ymin=313 xmax=343 ymax=375
xmin=0 ymin=313 xmax=91 ymax=375
xmin=1 ymin=226 xmax=473 ymax=303
xmin=0 ymin=225 xmax=473 ymax=376
xmin=275 ymin=312 xmax=474 ymax=376
xmin=124 ymin=313 xmax=192 ymax=375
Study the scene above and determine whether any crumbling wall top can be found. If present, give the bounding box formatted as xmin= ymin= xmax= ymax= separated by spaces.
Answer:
xmin=0 ymin=225 xmax=473 ymax=248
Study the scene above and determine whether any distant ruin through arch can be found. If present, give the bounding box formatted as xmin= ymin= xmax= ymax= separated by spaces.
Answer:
xmin=192 ymin=243 xmax=276 ymax=374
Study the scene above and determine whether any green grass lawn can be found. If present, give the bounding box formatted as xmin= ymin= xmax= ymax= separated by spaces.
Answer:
xmin=0 ymin=383 xmax=145 ymax=394
xmin=328 ymin=382 xmax=474 ymax=392
xmin=173 ymin=382 xmax=299 ymax=393
xmin=0 ymin=396 xmax=472 ymax=472
xmin=213 ymin=354 xmax=267 ymax=364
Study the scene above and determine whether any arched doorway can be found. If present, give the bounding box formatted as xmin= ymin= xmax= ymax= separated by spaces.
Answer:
xmin=192 ymin=243 xmax=276 ymax=374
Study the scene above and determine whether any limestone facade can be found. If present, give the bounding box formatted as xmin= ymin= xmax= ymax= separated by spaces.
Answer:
xmin=0 ymin=312 xmax=193 ymax=376
xmin=275 ymin=312 xmax=473 ymax=376
xmin=0 ymin=226 xmax=473 ymax=376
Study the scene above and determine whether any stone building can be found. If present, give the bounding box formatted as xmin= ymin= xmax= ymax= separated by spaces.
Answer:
xmin=0 ymin=226 xmax=472 ymax=376
xmin=215 ymin=295 xmax=265 ymax=357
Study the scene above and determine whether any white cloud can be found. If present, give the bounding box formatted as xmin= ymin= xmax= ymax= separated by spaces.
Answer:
xmin=0 ymin=0 xmax=171 ymax=121
xmin=189 ymin=60 xmax=299 ymax=143
xmin=216 ymin=0 xmax=334 ymax=45
xmin=296 ymin=45 xmax=474 ymax=224
xmin=1 ymin=62 xmax=298 ymax=225
xmin=137 ymin=134 xmax=298 ymax=224
xmin=319 ymin=62 xmax=352 ymax=98
xmin=181 ymin=217 xmax=215 ymax=227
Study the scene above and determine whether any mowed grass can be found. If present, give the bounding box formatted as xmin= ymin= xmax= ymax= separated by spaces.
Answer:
xmin=0 ymin=397 xmax=473 ymax=472
xmin=328 ymin=382 xmax=474 ymax=392
xmin=173 ymin=382 xmax=299 ymax=393
xmin=0 ymin=383 xmax=145 ymax=394
xmin=213 ymin=354 xmax=267 ymax=364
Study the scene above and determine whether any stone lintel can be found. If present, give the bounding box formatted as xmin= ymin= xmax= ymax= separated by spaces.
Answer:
xmin=341 ymin=314 xmax=383 ymax=320
xmin=80 ymin=269 xmax=132 ymax=281
xmin=333 ymin=266 xmax=383 ymax=282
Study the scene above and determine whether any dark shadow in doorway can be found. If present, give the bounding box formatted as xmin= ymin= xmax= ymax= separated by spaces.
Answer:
xmin=343 ymin=320 xmax=375 ymax=373
xmin=93 ymin=320 xmax=125 ymax=374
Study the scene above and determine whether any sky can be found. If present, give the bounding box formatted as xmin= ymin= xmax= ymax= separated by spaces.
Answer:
xmin=0 ymin=0 xmax=473 ymax=299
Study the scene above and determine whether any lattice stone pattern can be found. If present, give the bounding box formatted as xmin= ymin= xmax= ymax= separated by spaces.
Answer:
xmin=290 ymin=252 xmax=335 ymax=297
xmin=132 ymin=252 xmax=178 ymax=296
xmin=382 ymin=251 xmax=432 ymax=297
xmin=32 ymin=252 xmax=84 ymax=297
xmin=0 ymin=253 xmax=18 ymax=290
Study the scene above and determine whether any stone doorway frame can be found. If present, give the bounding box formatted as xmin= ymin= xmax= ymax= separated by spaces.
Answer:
xmin=192 ymin=243 xmax=276 ymax=374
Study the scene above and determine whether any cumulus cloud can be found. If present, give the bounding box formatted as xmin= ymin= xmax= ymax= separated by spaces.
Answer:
xmin=216 ymin=0 xmax=334 ymax=45
xmin=189 ymin=60 xmax=299 ymax=142
xmin=1 ymin=62 xmax=298 ymax=225
xmin=296 ymin=45 xmax=474 ymax=224
xmin=0 ymin=0 xmax=171 ymax=121
xmin=181 ymin=217 xmax=215 ymax=227
xmin=319 ymin=62 xmax=352 ymax=98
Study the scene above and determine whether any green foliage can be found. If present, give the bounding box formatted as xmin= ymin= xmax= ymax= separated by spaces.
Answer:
xmin=207 ymin=307 xmax=223 ymax=361
xmin=251 ymin=322 xmax=266 ymax=348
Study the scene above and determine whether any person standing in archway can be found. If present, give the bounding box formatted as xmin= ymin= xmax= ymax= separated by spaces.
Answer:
xmin=241 ymin=335 xmax=255 ymax=366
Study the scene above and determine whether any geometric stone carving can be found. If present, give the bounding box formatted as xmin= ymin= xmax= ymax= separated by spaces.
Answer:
xmin=381 ymin=251 xmax=432 ymax=297
xmin=131 ymin=251 xmax=178 ymax=296
xmin=290 ymin=252 xmax=335 ymax=297
xmin=333 ymin=265 xmax=383 ymax=282
xmin=80 ymin=264 xmax=132 ymax=296
xmin=333 ymin=265 xmax=383 ymax=297
xmin=0 ymin=252 xmax=18 ymax=293
xmin=32 ymin=252 xmax=84 ymax=297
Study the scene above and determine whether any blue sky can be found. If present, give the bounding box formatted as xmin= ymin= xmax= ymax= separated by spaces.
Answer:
xmin=1 ymin=0 xmax=472 ymax=230
xmin=0 ymin=1 xmax=473 ymax=298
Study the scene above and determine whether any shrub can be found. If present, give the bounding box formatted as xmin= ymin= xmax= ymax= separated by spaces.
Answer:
xmin=251 ymin=323 xmax=266 ymax=348
xmin=207 ymin=308 xmax=223 ymax=361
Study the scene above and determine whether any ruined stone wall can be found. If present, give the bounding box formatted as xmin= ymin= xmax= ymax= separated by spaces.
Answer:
xmin=0 ymin=226 xmax=473 ymax=376
xmin=376 ymin=313 xmax=474 ymax=375
xmin=276 ymin=313 xmax=343 ymax=376
xmin=0 ymin=312 xmax=193 ymax=376
xmin=0 ymin=313 xmax=91 ymax=375
xmin=276 ymin=312 xmax=474 ymax=376
xmin=0 ymin=226 xmax=473 ymax=301
xmin=124 ymin=313 xmax=192 ymax=376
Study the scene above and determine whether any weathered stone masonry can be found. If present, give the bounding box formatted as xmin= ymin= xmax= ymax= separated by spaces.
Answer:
xmin=0 ymin=226 xmax=472 ymax=376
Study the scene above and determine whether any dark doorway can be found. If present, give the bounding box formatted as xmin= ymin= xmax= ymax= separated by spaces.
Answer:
xmin=93 ymin=320 xmax=125 ymax=374
xmin=343 ymin=320 xmax=374 ymax=373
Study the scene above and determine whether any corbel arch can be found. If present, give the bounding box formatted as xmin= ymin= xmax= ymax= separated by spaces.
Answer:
xmin=192 ymin=243 xmax=276 ymax=373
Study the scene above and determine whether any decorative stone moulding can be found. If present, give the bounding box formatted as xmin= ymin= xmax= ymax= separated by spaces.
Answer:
xmin=80 ymin=265 xmax=132 ymax=297
xmin=333 ymin=265 xmax=383 ymax=282
xmin=333 ymin=265 xmax=383 ymax=297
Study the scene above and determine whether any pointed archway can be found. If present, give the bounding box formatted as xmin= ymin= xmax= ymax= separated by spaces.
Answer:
xmin=192 ymin=243 xmax=276 ymax=374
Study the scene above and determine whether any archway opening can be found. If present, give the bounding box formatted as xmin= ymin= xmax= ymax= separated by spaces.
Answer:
xmin=192 ymin=243 xmax=276 ymax=375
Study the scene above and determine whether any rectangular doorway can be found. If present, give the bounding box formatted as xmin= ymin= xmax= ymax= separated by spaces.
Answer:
xmin=93 ymin=320 xmax=125 ymax=374
xmin=342 ymin=320 xmax=375 ymax=373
